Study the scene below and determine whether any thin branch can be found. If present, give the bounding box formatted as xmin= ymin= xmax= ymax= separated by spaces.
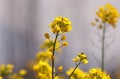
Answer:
xmin=91 ymin=52 xmax=100 ymax=66
xmin=105 ymin=38 xmax=115 ymax=49
xmin=68 ymin=61 xmax=81 ymax=79
xmin=105 ymin=54 xmax=116 ymax=66
xmin=90 ymin=39 xmax=101 ymax=49
xmin=105 ymin=32 xmax=115 ymax=38
xmin=94 ymin=30 xmax=102 ymax=37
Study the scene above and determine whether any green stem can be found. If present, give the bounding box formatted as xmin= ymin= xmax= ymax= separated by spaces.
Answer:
xmin=68 ymin=61 xmax=81 ymax=79
xmin=52 ymin=32 xmax=59 ymax=79
xmin=101 ymin=22 xmax=106 ymax=71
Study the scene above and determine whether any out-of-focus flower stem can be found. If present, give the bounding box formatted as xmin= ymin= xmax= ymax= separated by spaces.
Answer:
xmin=68 ymin=60 xmax=81 ymax=79
xmin=101 ymin=22 xmax=106 ymax=71
xmin=52 ymin=32 xmax=59 ymax=79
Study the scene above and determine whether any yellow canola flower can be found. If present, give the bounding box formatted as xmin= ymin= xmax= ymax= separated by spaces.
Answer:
xmin=33 ymin=61 xmax=59 ymax=79
xmin=19 ymin=69 xmax=27 ymax=76
xmin=61 ymin=35 xmax=66 ymax=41
xmin=7 ymin=64 xmax=14 ymax=69
xmin=81 ymin=59 xmax=88 ymax=64
xmin=78 ymin=53 xmax=87 ymax=59
xmin=9 ymin=73 xmax=26 ymax=79
xmin=33 ymin=61 xmax=51 ymax=72
xmin=72 ymin=53 xmax=88 ymax=64
xmin=0 ymin=76 xmax=2 ymax=79
xmin=66 ymin=68 xmax=87 ymax=79
xmin=44 ymin=33 xmax=50 ymax=39
xmin=62 ymin=41 xmax=68 ymax=46
xmin=0 ymin=64 xmax=14 ymax=76
xmin=87 ymin=68 xmax=111 ymax=79
xmin=58 ymin=66 xmax=63 ymax=72
xmin=96 ymin=3 xmax=120 ymax=27
xmin=49 ymin=16 xmax=72 ymax=33
xmin=72 ymin=56 xmax=80 ymax=62
xmin=91 ymin=22 xmax=96 ymax=26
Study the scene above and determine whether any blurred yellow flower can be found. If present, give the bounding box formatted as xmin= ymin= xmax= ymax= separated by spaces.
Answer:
xmin=81 ymin=59 xmax=88 ymax=64
xmin=0 ymin=64 xmax=26 ymax=79
xmin=0 ymin=76 xmax=2 ymax=79
xmin=96 ymin=3 xmax=120 ymax=27
xmin=72 ymin=53 xmax=88 ymax=64
xmin=19 ymin=69 xmax=27 ymax=76
xmin=44 ymin=33 xmax=50 ymax=39
xmin=49 ymin=16 xmax=72 ymax=33
xmin=0 ymin=64 xmax=14 ymax=76
xmin=33 ymin=61 xmax=52 ymax=78
xmin=58 ymin=66 xmax=63 ymax=72
xmin=61 ymin=35 xmax=66 ymax=41
xmin=33 ymin=61 xmax=60 ymax=79
xmin=62 ymin=41 xmax=68 ymax=46
xmin=9 ymin=73 xmax=26 ymax=79
xmin=78 ymin=53 xmax=87 ymax=59
xmin=87 ymin=68 xmax=111 ymax=79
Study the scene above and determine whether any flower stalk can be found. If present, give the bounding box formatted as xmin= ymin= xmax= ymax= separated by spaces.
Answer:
xmin=101 ymin=22 xmax=106 ymax=71
xmin=52 ymin=32 xmax=59 ymax=79
xmin=68 ymin=60 xmax=81 ymax=79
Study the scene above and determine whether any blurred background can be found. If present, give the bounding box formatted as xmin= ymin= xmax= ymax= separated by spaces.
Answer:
xmin=0 ymin=0 xmax=120 ymax=78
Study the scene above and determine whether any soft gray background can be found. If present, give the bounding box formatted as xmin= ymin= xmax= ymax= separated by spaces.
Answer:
xmin=0 ymin=0 xmax=120 ymax=78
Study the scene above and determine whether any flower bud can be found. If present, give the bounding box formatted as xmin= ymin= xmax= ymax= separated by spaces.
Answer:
xmin=44 ymin=33 xmax=50 ymax=39
xmin=58 ymin=66 xmax=63 ymax=72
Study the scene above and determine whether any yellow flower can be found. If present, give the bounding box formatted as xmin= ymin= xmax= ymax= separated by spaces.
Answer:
xmin=0 ymin=64 xmax=14 ymax=76
xmin=72 ymin=53 xmax=88 ymax=64
xmin=81 ymin=59 xmax=88 ymax=64
xmin=72 ymin=56 xmax=80 ymax=62
xmin=62 ymin=41 xmax=68 ymax=46
xmin=0 ymin=76 xmax=2 ymax=79
xmin=44 ymin=33 xmax=50 ymax=39
xmin=61 ymin=35 xmax=66 ymax=41
xmin=88 ymin=68 xmax=111 ymax=79
xmin=58 ymin=66 xmax=63 ymax=72
xmin=33 ymin=61 xmax=53 ymax=79
xmin=96 ymin=3 xmax=120 ymax=27
xmin=33 ymin=61 xmax=52 ymax=73
xmin=9 ymin=73 xmax=26 ymax=79
xmin=49 ymin=16 xmax=72 ymax=33
xmin=78 ymin=53 xmax=87 ymax=59
xmin=91 ymin=22 xmax=96 ymax=26
xmin=6 ymin=64 xmax=14 ymax=69
xmin=19 ymin=69 xmax=27 ymax=76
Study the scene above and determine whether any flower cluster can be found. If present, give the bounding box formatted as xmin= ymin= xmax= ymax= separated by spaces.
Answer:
xmin=32 ymin=16 xmax=72 ymax=79
xmin=92 ymin=3 xmax=120 ymax=28
xmin=49 ymin=16 xmax=72 ymax=33
xmin=0 ymin=64 xmax=14 ymax=76
xmin=0 ymin=3 xmax=119 ymax=79
xmin=91 ymin=3 xmax=120 ymax=73
xmin=33 ymin=61 xmax=56 ymax=79
xmin=87 ymin=68 xmax=111 ymax=79
xmin=0 ymin=64 xmax=26 ymax=79
xmin=66 ymin=68 xmax=111 ymax=79
xmin=32 ymin=16 xmax=113 ymax=79
xmin=72 ymin=53 xmax=88 ymax=64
